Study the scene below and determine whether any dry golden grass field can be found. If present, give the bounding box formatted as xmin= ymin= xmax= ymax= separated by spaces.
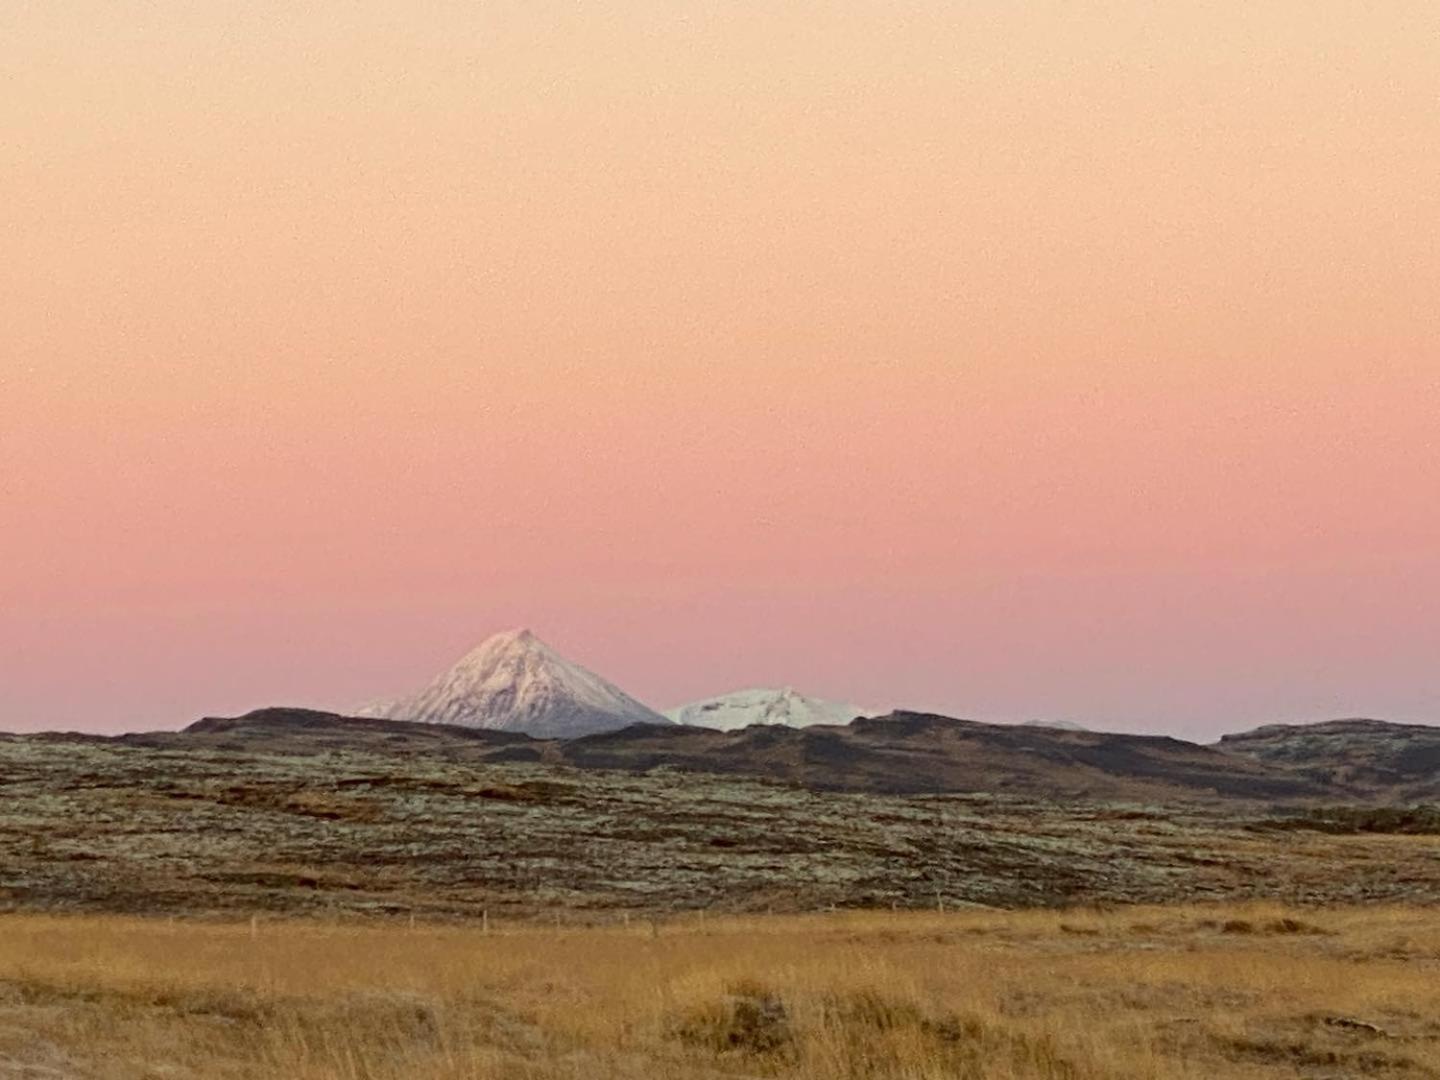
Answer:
xmin=2 ymin=903 xmax=1438 ymax=1079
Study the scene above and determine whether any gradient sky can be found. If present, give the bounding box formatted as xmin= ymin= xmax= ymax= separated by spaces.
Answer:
xmin=4 ymin=2 xmax=1438 ymax=738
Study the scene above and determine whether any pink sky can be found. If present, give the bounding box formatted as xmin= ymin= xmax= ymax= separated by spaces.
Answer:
xmin=4 ymin=2 xmax=1438 ymax=737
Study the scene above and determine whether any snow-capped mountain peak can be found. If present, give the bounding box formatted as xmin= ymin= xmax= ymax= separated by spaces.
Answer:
xmin=364 ymin=629 xmax=670 ymax=738
xmin=665 ymin=687 xmax=870 ymax=731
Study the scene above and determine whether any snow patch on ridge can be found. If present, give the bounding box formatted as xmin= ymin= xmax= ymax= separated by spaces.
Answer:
xmin=665 ymin=687 xmax=871 ymax=731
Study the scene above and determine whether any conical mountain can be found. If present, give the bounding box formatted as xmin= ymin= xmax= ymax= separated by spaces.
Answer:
xmin=375 ymin=629 xmax=670 ymax=738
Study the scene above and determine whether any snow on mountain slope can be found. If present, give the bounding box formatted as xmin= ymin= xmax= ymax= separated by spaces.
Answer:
xmin=665 ymin=688 xmax=870 ymax=731
xmin=352 ymin=698 xmax=401 ymax=720
xmin=365 ymin=630 xmax=670 ymax=738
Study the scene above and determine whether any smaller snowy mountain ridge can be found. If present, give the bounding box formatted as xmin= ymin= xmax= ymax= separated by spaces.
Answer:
xmin=665 ymin=688 xmax=871 ymax=731
xmin=358 ymin=629 xmax=670 ymax=738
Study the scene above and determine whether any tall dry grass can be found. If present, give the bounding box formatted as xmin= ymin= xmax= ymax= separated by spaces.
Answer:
xmin=1 ymin=903 xmax=1438 ymax=1079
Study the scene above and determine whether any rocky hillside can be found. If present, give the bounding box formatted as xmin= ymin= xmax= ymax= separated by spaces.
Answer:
xmin=159 ymin=707 xmax=1351 ymax=802
xmin=1218 ymin=718 xmax=1440 ymax=801
xmin=563 ymin=711 xmax=1333 ymax=801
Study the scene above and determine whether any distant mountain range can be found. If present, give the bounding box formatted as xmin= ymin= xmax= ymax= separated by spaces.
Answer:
xmin=153 ymin=706 xmax=1438 ymax=804
xmin=10 ymin=628 xmax=1433 ymax=804
xmin=341 ymin=634 xmax=1436 ymax=800
xmin=357 ymin=630 xmax=878 ymax=738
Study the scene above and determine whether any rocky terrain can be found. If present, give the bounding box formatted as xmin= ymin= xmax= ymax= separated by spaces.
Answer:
xmin=3 ymin=717 xmax=1440 ymax=921
xmin=1219 ymin=718 xmax=1440 ymax=801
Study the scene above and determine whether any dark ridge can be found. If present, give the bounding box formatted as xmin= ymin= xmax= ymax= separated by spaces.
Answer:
xmin=184 ymin=708 xmax=536 ymax=745
xmin=849 ymin=711 xmax=992 ymax=736
xmin=1220 ymin=717 xmax=1439 ymax=742
xmin=567 ymin=721 xmax=715 ymax=745
xmin=21 ymin=704 xmax=1433 ymax=803
xmin=1218 ymin=717 xmax=1440 ymax=802
xmin=555 ymin=710 xmax=1333 ymax=800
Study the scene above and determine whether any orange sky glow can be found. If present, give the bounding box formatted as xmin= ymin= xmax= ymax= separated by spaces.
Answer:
xmin=3 ymin=2 xmax=1438 ymax=735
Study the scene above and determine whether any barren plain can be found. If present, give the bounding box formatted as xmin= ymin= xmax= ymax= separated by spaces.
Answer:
xmin=2 ymin=725 xmax=1438 ymax=919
